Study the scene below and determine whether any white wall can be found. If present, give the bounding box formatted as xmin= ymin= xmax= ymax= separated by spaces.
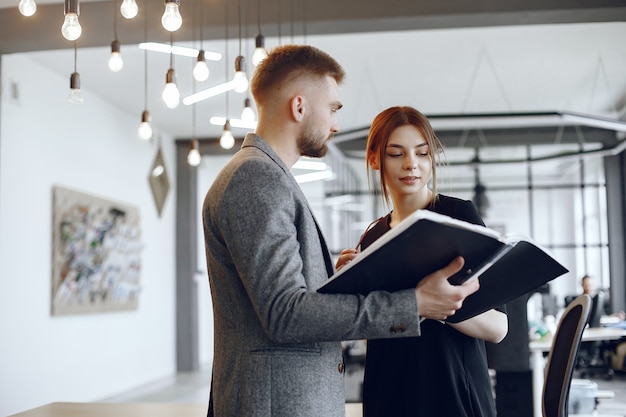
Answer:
xmin=0 ymin=54 xmax=177 ymax=416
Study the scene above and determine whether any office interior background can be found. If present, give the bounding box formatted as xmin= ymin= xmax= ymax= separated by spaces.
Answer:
xmin=1 ymin=1 xmax=626 ymax=415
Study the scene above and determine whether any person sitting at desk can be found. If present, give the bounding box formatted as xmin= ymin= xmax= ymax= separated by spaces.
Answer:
xmin=570 ymin=275 xmax=626 ymax=375
xmin=577 ymin=275 xmax=625 ymax=325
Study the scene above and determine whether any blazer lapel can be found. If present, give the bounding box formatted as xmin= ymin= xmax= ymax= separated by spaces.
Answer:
xmin=312 ymin=216 xmax=335 ymax=278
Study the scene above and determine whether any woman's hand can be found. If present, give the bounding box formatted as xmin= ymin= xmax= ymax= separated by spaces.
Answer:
xmin=335 ymin=248 xmax=360 ymax=271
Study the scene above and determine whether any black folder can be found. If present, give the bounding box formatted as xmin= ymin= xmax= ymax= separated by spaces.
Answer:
xmin=318 ymin=210 xmax=568 ymax=322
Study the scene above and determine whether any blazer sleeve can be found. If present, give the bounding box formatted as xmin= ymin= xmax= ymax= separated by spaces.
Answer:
xmin=212 ymin=157 xmax=422 ymax=344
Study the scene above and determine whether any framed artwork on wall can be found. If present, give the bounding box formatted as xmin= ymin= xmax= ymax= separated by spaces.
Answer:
xmin=51 ymin=186 xmax=143 ymax=316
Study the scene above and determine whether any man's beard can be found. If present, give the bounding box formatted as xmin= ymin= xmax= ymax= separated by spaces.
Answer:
xmin=297 ymin=121 xmax=331 ymax=158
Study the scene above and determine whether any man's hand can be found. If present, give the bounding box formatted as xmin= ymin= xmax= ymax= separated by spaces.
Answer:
xmin=415 ymin=256 xmax=479 ymax=321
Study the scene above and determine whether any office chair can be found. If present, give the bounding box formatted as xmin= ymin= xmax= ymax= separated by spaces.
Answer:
xmin=542 ymin=294 xmax=591 ymax=417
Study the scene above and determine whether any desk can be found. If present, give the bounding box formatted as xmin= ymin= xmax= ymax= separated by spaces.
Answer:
xmin=528 ymin=327 xmax=626 ymax=417
xmin=8 ymin=402 xmax=364 ymax=417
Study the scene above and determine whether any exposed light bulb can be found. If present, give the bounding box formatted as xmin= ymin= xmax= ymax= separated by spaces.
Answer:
xmin=193 ymin=50 xmax=210 ymax=82
xmin=187 ymin=140 xmax=201 ymax=166
xmin=108 ymin=40 xmax=124 ymax=72
xmin=220 ymin=120 xmax=235 ymax=150
xmin=161 ymin=0 xmax=182 ymax=32
xmin=241 ymin=98 xmax=255 ymax=122
xmin=138 ymin=110 xmax=152 ymax=140
xmin=62 ymin=14 xmax=82 ymax=41
xmin=162 ymin=68 xmax=180 ymax=109
xmin=62 ymin=0 xmax=82 ymax=41
xmin=68 ymin=72 xmax=83 ymax=105
xmin=120 ymin=0 xmax=138 ymax=19
xmin=233 ymin=72 xmax=249 ymax=93
xmin=233 ymin=55 xmax=249 ymax=93
xmin=252 ymin=34 xmax=268 ymax=66
xmin=18 ymin=0 xmax=37 ymax=16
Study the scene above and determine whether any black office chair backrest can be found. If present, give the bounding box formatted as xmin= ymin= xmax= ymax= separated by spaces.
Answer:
xmin=587 ymin=291 xmax=605 ymax=328
xmin=542 ymin=294 xmax=591 ymax=417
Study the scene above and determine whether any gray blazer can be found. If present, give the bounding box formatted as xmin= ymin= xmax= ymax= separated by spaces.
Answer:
xmin=203 ymin=134 xmax=421 ymax=417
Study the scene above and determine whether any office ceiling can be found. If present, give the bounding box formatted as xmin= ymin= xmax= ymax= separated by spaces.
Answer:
xmin=1 ymin=0 xmax=626 ymax=159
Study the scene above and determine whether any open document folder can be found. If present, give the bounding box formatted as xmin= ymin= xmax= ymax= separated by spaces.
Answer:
xmin=318 ymin=210 xmax=568 ymax=323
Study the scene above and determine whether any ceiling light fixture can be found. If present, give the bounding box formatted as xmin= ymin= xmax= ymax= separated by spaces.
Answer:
xmin=138 ymin=42 xmax=221 ymax=60
xmin=252 ymin=0 xmax=267 ymax=66
xmin=193 ymin=50 xmax=210 ymax=82
xmin=220 ymin=119 xmax=235 ymax=150
xmin=210 ymin=116 xmax=257 ymax=130
xmin=183 ymin=81 xmax=236 ymax=105
xmin=233 ymin=0 xmax=249 ymax=94
xmin=138 ymin=7 xmax=152 ymax=140
xmin=108 ymin=40 xmax=123 ymax=72
xmin=560 ymin=111 xmax=626 ymax=133
xmin=187 ymin=139 xmax=201 ymax=166
xmin=108 ymin=1 xmax=123 ymax=72
xmin=68 ymin=42 xmax=83 ymax=105
xmin=192 ymin=0 xmax=209 ymax=82
xmin=161 ymin=0 xmax=182 ymax=32
xmin=162 ymin=68 xmax=180 ymax=109
xmin=187 ymin=106 xmax=201 ymax=166
xmin=162 ymin=35 xmax=180 ymax=109
xmin=294 ymin=170 xmax=334 ymax=184
xmin=253 ymin=34 xmax=268 ymax=66
xmin=138 ymin=110 xmax=152 ymax=140
xmin=233 ymin=56 xmax=249 ymax=93
xmin=62 ymin=0 xmax=82 ymax=41
xmin=219 ymin=3 xmax=235 ymax=150
xmin=241 ymin=97 xmax=256 ymax=122
xmin=120 ymin=0 xmax=138 ymax=19
xmin=187 ymin=57 xmax=202 ymax=166
xmin=18 ymin=0 xmax=36 ymax=16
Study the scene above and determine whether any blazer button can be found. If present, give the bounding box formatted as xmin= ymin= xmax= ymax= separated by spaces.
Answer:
xmin=338 ymin=363 xmax=345 ymax=374
xmin=389 ymin=324 xmax=407 ymax=334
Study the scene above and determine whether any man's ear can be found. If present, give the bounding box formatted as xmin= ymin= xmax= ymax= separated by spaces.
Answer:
xmin=290 ymin=96 xmax=305 ymax=122
xmin=368 ymin=151 xmax=380 ymax=170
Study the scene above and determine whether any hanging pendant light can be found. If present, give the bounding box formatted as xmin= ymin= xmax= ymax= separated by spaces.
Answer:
xmin=62 ymin=0 xmax=82 ymax=41
xmin=138 ymin=5 xmax=152 ymax=140
xmin=233 ymin=55 xmax=249 ymax=93
xmin=138 ymin=110 xmax=153 ymax=140
xmin=192 ymin=0 xmax=209 ymax=82
xmin=161 ymin=0 xmax=182 ymax=32
xmin=108 ymin=40 xmax=123 ymax=72
xmin=68 ymin=43 xmax=83 ymax=105
xmin=253 ymin=34 xmax=268 ymax=66
xmin=162 ymin=35 xmax=179 ymax=109
xmin=18 ymin=0 xmax=37 ymax=16
xmin=241 ymin=97 xmax=255 ymax=122
xmin=193 ymin=50 xmax=210 ymax=82
xmin=220 ymin=119 xmax=235 ymax=150
xmin=187 ymin=55 xmax=202 ymax=166
xmin=162 ymin=68 xmax=180 ymax=109
xmin=187 ymin=139 xmax=201 ymax=166
xmin=232 ymin=0 xmax=248 ymax=93
xmin=252 ymin=0 xmax=267 ymax=66
xmin=69 ymin=72 xmax=83 ymax=105
xmin=120 ymin=0 xmax=138 ymax=19
xmin=108 ymin=4 xmax=123 ymax=72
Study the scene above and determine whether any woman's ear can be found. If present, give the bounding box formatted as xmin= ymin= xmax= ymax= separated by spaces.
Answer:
xmin=290 ymin=96 xmax=305 ymax=122
xmin=367 ymin=151 xmax=380 ymax=170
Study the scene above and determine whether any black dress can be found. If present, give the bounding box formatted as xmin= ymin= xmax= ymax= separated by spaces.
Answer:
xmin=361 ymin=194 xmax=504 ymax=417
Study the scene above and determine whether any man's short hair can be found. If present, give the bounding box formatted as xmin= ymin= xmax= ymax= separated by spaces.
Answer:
xmin=250 ymin=44 xmax=345 ymax=105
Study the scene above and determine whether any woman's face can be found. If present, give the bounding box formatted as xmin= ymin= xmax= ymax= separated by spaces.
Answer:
xmin=382 ymin=124 xmax=433 ymax=199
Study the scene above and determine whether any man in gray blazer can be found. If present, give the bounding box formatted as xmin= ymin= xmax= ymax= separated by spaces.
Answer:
xmin=202 ymin=45 xmax=479 ymax=417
